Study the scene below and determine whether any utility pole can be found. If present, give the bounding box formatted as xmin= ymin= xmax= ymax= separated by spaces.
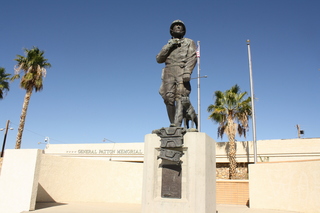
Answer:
xmin=197 ymin=41 xmax=201 ymax=131
xmin=1 ymin=120 xmax=10 ymax=158
xmin=247 ymin=40 xmax=258 ymax=164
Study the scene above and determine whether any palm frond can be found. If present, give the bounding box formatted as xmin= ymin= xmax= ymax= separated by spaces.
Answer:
xmin=208 ymin=84 xmax=252 ymax=139
xmin=13 ymin=47 xmax=51 ymax=92
xmin=0 ymin=67 xmax=10 ymax=99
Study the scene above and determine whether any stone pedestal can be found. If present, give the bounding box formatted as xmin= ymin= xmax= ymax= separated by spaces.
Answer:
xmin=142 ymin=132 xmax=216 ymax=213
xmin=0 ymin=149 xmax=42 ymax=213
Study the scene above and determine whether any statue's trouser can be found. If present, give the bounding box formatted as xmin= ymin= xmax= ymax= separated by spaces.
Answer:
xmin=174 ymin=99 xmax=183 ymax=127
xmin=166 ymin=104 xmax=175 ymax=124
xmin=159 ymin=66 xmax=191 ymax=127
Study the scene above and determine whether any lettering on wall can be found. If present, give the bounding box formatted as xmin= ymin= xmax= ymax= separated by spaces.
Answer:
xmin=66 ymin=149 xmax=143 ymax=155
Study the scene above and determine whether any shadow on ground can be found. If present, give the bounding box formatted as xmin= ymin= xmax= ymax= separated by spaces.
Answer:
xmin=35 ymin=202 xmax=67 ymax=210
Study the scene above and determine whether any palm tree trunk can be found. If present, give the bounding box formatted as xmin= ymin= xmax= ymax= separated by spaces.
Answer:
xmin=15 ymin=88 xmax=33 ymax=149
xmin=227 ymin=118 xmax=237 ymax=179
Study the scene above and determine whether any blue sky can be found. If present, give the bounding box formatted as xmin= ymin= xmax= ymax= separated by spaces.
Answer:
xmin=0 ymin=0 xmax=319 ymax=149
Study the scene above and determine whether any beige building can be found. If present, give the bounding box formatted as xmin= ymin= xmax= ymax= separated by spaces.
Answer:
xmin=44 ymin=137 xmax=320 ymax=163
xmin=44 ymin=142 xmax=144 ymax=162
xmin=1 ymin=136 xmax=320 ymax=212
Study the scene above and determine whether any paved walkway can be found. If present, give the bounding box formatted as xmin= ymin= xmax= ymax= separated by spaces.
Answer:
xmin=22 ymin=202 xmax=301 ymax=213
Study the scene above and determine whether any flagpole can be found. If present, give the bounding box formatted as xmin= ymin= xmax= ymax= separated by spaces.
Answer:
xmin=247 ymin=39 xmax=257 ymax=164
xmin=197 ymin=41 xmax=201 ymax=131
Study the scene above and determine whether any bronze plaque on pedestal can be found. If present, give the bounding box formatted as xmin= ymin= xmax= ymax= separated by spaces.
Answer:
xmin=161 ymin=164 xmax=182 ymax=198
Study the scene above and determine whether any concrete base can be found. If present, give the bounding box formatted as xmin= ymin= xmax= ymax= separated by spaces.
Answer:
xmin=141 ymin=132 xmax=216 ymax=213
xmin=0 ymin=149 xmax=42 ymax=213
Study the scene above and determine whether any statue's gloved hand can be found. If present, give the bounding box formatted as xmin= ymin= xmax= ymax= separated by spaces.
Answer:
xmin=183 ymin=73 xmax=190 ymax=82
xmin=168 ymin=38 xmax=180 ymax=48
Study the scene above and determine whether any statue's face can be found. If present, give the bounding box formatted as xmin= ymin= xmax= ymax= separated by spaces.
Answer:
xmin=171 ymin=24 xmax=185 ymax=38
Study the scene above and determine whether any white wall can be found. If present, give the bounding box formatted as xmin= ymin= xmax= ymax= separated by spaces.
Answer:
xmin=42 ymin=138 xmax=320 ymax=163
xmin=0 ymin=149 xmax=42 ymax=213
xmin=249 ymin=160 xmax=320 ymax=213
xmin=216 ymin=138 xmax=320 ymax=162
xmin=37 ymin=154 xmax=143 ymax=204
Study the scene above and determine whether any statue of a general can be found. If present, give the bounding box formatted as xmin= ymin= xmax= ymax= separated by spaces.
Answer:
xmin=156 ymin=20 xmax=198 ymax=128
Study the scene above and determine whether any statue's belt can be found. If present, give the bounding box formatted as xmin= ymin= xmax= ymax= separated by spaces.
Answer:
xmin=165 ymin=64 xmax=185 ymax=68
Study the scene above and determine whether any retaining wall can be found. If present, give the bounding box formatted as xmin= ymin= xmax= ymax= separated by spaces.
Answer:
xmin=37 ymin=154 xmax=143 ymax=204
xmin=249 ymin=159 xmax=320 ymax=213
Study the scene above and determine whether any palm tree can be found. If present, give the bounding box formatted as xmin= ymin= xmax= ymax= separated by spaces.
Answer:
xmin=11 ymin=47 xmax=51 ymax=149
xmin=0 ymin=67 xmax=10 ymax=99
xmin=207 ymin=84 xmax=251 ymax=179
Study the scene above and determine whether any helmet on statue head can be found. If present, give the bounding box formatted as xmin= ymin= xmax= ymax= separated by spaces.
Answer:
xmin=170 ymin=20 xmax=186 ymax=38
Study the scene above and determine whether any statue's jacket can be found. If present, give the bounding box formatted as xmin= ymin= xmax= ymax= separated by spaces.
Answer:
xmin=156 ymin=37 xmax=197 ymax=105
xmin=156 ymin=38 xmax=197 ymax=76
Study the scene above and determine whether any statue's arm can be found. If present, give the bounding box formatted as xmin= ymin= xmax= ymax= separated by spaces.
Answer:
xmin=184 ymin=40 xmax=197 ymax=74
xmin=156 ymin=40 xmax=176 ymax=63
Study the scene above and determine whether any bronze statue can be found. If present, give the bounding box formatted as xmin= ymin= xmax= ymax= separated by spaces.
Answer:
xmin=156 ymin=20 xmax=198 ymax=128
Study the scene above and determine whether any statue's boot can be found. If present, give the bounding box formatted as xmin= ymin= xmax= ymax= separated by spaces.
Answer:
xmin=174 ymin=100 xmax=183 ymax=127
xmin=166 ymin=104 xmax=176 ymax=126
